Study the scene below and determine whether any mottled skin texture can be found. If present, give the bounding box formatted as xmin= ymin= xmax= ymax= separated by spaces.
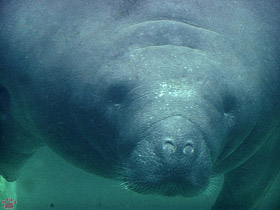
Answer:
xmin=0 ymin=0 xmax=279 ymax=209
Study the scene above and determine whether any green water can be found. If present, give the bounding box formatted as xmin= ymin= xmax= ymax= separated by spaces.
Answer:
xmin=0 ymin=176 xmax=17 ymax=210
xmin=2 ymin=147 xmax=279 ymax=210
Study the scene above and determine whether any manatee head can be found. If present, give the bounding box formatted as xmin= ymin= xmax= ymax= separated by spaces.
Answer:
xmin=66 ymin=25 xmax=234 ymax=196
xmin=79 ymin=48 xmax=230 ymax=197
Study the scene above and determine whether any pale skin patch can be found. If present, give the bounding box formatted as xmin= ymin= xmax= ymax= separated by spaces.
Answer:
xmin=155 ymin=81 xmax=198 ymax=99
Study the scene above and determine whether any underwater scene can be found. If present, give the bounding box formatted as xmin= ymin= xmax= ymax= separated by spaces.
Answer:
xmin=0 ymin=0 xmax=280 ymax=210
xmin=1 ymin=146 xmax=280 ymax=210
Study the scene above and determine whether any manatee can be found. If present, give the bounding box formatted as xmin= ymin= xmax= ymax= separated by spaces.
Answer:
xmin=0 ymin=0 xmax=279 ymax=209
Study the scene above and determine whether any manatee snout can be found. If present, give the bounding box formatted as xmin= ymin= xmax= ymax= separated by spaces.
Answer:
xmin=123 ymin=116 xmax=211 ymax=197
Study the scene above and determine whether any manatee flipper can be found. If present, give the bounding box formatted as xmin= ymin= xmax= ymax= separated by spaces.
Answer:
xmin=212 ymin=127 xmax=280 ymax=210
xmin=0 ymin=85 xmax=42 ymax=182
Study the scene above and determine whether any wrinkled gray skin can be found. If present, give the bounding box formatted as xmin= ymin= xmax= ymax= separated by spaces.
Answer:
xmin=0 ymin=0 xmax=280 ymax=209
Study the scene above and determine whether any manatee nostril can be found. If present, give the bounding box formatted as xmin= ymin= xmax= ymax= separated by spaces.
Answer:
xmin=163 ymin=140 xmax=176 ymax=154
xmin=183 ymin=142 xmax=194 ymax=155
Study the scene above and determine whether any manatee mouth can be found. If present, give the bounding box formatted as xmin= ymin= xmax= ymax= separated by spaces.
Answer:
xmin=120 ymin=115 xmax=213 ymax=197
xmin=122 ymin=174 xmax=209 ymax=197
xmin=121 ymin=133 xmax=211 ymax=197
xmin=122 ymin=149 xmax=211 ymax=197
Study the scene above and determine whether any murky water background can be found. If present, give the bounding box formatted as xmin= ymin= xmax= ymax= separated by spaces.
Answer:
xmin=1 ymin=147 xmax=279 ymax=210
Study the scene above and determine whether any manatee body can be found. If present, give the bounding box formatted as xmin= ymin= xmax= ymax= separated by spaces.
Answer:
xmin=0 ymin=0 xmax=279 ymax=209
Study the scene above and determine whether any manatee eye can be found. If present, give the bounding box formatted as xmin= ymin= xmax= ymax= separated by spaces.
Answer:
xmin=107 ymin=83 xmax=130 ymax=104
xmin=222 ymin=94 xmax=236 ymax=113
